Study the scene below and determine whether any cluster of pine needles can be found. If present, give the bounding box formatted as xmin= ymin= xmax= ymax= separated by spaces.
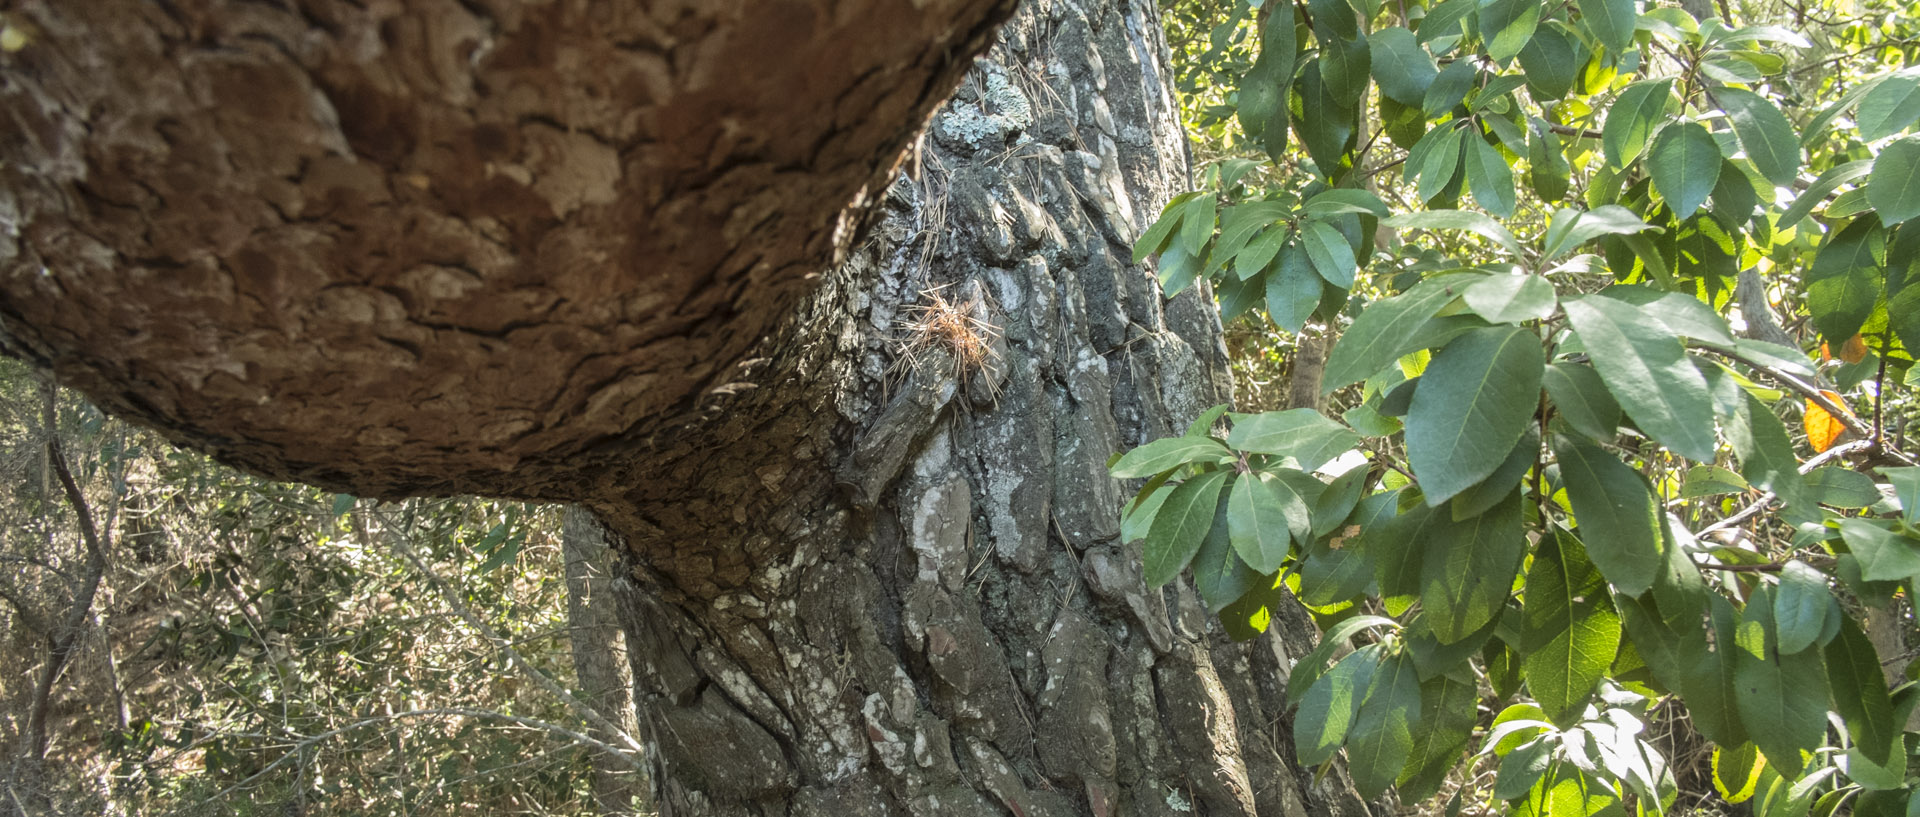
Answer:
xmin=892 ymin=283 xmax=1003 ymax=401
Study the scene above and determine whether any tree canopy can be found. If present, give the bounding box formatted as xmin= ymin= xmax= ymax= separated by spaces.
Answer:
xmin=1125 ymin=0 xmax=1920 ymax=811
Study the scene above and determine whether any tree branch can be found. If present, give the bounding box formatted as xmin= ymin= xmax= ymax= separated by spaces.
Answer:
xmin=1689 ymin=340 xmax=1918 ymax=466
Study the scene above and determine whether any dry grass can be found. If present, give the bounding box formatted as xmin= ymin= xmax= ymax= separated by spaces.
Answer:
xmin=892 ymin=283 xmax=1003 ymax=401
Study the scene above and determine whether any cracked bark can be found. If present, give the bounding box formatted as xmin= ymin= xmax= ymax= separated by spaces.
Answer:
xmin=2 ymin=0 xmax=1380 ymax=813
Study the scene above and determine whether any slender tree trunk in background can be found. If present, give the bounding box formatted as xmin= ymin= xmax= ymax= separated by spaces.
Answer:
xmin=563 ymin=507 xmax=648 ymax=815
xmin=589 ymin=1 xmax=1378 ymax=814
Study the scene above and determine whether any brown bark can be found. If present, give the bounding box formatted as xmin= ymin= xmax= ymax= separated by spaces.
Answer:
xmin=2 ymin=0 xmax=1382 ymax=814
xmin=0 ymin=0 xmax=1010 ymax=499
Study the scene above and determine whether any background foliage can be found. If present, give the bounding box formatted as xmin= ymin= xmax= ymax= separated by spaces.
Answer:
xmin=1133 ymin=0 xmax=1920 ymax=812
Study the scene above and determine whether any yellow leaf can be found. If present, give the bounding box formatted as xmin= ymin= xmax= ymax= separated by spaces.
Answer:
xmin=1840 ymin=334 xmax=1869 ymax=364
xmin=1804 ymin=390 xmax=1855 ymax=453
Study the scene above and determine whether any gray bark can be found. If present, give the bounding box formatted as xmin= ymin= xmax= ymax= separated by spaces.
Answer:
xmin=590 ymin=1 xmax=1380 ymax=814
xmin=563 ymin=507 xmax=648 ymax=815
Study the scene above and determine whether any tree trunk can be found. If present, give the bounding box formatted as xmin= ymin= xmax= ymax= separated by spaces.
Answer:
xmin=563 ymin=506 xmax=649 ymax=815
xmin=2 ymin=0 xmax=1382 ymax=813
xmin=587 ymin=1 xmax=1380 ymax=814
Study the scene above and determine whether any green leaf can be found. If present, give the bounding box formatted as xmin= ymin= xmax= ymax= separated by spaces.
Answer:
xmin=1304 ymin=188 xmax=1393 ymax=219
xmin=1145 ymin=470 xmax=1231 ymax=587
xmin=1553 ymin=434 xmax=1664 ymax=596
xmin=1325 ymin=275 xmax=1473 ymax=390
xmin=1321 ymin=29 xmax=1373 ymax=103
xmin=1858 ymin=75 xmax=1920 ymax=142
xmin=1713 ymin=743 xmax=1765 ymax=804
xmin=1522 ymin=528 xmax=1622 ymax=725
xmin=1451 ymin=429 xmax=1540 ymax=521
xmin=1478 ymin=0 xmax=1543 ymax=64
xmin=1348 ymin=649 xmax=1424 ymax=798
xmin=1290 ymin=613 xmax=1402 ymax=703
xmin=1733 ymin=585 xmax=1830 ymax=778
xmin=1301 ymin=219 xmax=1361 ymax=287
xmin=1313 ymin=465 xmax=1373 ymax=538
xmin=1132 ymin=194 xmax=1193 ymax=263
xmin=1120 ymin=479 xmax=1172 ymax=544
xmin=1235 ymin=225 xmax=1290 ymax=279
xmin=1594 ymin=286 xmax=1736 ymax=346
xmin=1778 ymin=160 xmax=1873 ymax=231
xmin=1562 ymin=295 xmax=1717 ymax=461
xmin=1464 ymin=274 xmax=1556 ymax=324
xmin=1807 ymin=218 xmax=1888 ymax=345
xmin=1517 ymin=22 xmax=1582 ymax=101
xmin=1385 ymin=209 xmax=1522 ymax=256
xmin=1297 ymin=644 xmax=1385 ymax=766
xmin=1882 ymin=466 xmax=1920 ymax=525
xmin=1425 ymin=59 xmax=1478 ymax=117
xmin=1466 ymin=134 xmax=1518 ymax=218
xmin=1191 ymin=494 xmax=1258 ymax=613
xmin=1111 ymin=435 xmax=1236 ymax=478
xmin=1294 ymin=61 xmax=1358 ymax=177
xmin=1530 ymin=120 xmax=1573 ymax=202
xmin=1717 ymin=87 xmax=1802 ymax=188
xmin=1826 ymin=613 xmax=1899 ymax=766
xmin=1543 ymin=363 xmax=1622 ymax=442
xmin=1230 ymin=471 xmax=1310 ymax=573
xmin=1372 ymin=26 xmax=1439 ymax=106
xmin=1406 ymin=326 xmax=1545 ymax=505
xmin=1179 ymin=193 xmax=1217 ymax=257
xmin=1421 ymin=492 xmax=1526 ymax=643
xmin=1604 ymin=79 xmax=1674 ymax=169
xmin=1869 ymin=137 xmax=1920 ymax=226
xmin=1648 ymin=122 xmax=1722 ymax=219
xmin=1841 ymin=518 xmax=1920 ymax=583
xmin=1239 ymin=8 xmax=1301 ymax=144
xmin=1727 ymin=391 xmax=1805 ymax=507
xmin=1540 ymin=205 xmax=1659 ymax=262
xmin=1267 ymin=242 xmax=1324 ymax=333
xmin=1773 ymin=560 xmax=1831 ymax=655
xmin=1415 ymin=126 xmax=1468 ymax=204
xmin=1677 ymin=594 xmax=1751 ymax=747
xmin=1420 ymin=0 xmax=1476 ymax=44
xmin=1578 ymin=0 xmax=1638 ymax=54
xmin=1495 ymin=738 xmax=1555 ymax=800
xmin=1680 ymin=464 xmax=1749 ymax=497
xmin=1186 ymin=403 xmax=1232 ymax=438
xmin=331 ymin=493 xmax=356 ymax=518
xmin=1397 ymin=675 xmax=1481 ymax=801
xmin=1806 ymin=466 xmax=1880 ymax=508
xmin=1228 ymin=408 xmax=1362 ymax=471
xmin=1212 ymin=202 xmax=1294 ymax=276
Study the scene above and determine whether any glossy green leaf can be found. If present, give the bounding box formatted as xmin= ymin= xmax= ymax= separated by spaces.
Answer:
xmin=1425 ymin=58 xmax=1478 ymax=116
xmin=1882 ymin=466 xmax=1920 ymax=525
xmin=1604 ymin=79 xmax=1674 ymax=169
xmin=1806 ymin=466 xmax=1880 ymax=507
xmin=1562 ymin=295 xmax=1718 ymax=462
xmin=1229 ymin=471 xmax=1310 ymax=573
xmin=1417 ymin=126 xmax=1468 ymax=203
xmin=1297 ymin=644 xmax=1385 ymax=766
xmin=1179 ymin=193 xmax=1216 ymax=257
xmin=1594 ymin=286 xmax=1736 ymax=346
xmin=1451 ymin=429 xmax=1539 ymax=521
xmin=1733 ymin=586 xmax=1830 ymax=778
xmin=1679 ymin=594 xmax=1751 ymax=747
xmin=1397 ymin=675 xmax=1481 ymax=801
xmin=1228 ymin=408 xmax=1361 ymax=470
xmin=1858 ymin=75 xmax=1920 ymax=142
xmin=1578 ymin=0 xmax=1638 ymax=54
xmin=1289 ymin=614 xmax=1403 ymax=703
xmin=1517 ymin=22 xmax=1581 ymax=100
xmin=1869 ymin=137 xmax=1920 ymax=225
xmin=1348 ymin=649 xmax=1423 ymax=797
xmin=1717 ymin=87 xmax=1803 ymax=188
xmin=1530 ymin=120 xmax=1573 ymax=202
xmin=1313 ymin=466 xmax=1372 ymax=537
xmin=1464 ymin=274 xmax=1556 ymax=324
xmin=1406 ymin=326 xmax=1545 ymax=505
xmin=1553 ymin=434 xmax=1663 ymax=596
xmin=1540 ymin=205 xmax=1659 ymax=262
xmin=1727 ymin=391 xmax=1805 ymax=507
xmin=1713 ymin=743 xmax=1765 ymax=804
xmin=1680 ymin=464 xmax=1749 ymax=497
xmin=1466 ymin=134 xmax=1518 ymax=218
xmin=1132 ymin=194 xmax=1193 ymax=263
xmin=1778 ymin=160 xmax=1873 ymax=231
xmin=1320 ymin=30 xmax=1374 ymax=102
xmin=1144 ymin=470 xmax=1230 ymax=587
xmin=1826 ymin=613 xmax=1899 ymax=766
xmin=1301 ymin=219 xmax=1360 ymax=287
xmin=1649 ymin=122 xmax=1722 ymax=219
xmin=1110 ymin=435 xmax=1235 ymax=478
xmin=1239 ymin=8 xmax=1301 ymax=144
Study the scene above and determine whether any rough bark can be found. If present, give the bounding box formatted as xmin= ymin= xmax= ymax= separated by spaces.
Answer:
xmin=2 ymin=0 xmax=1382 ymax=814
xmin=589 ymin=1 xmax=1380 ymax=814
xmin=563 ymin=506 xmax=648 ymax=815
xmin=0 ymin=0 xmax=1010 ymax=499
